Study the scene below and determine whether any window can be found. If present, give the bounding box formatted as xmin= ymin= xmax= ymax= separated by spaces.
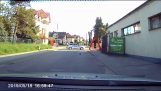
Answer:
xmin=124 ymin=28 xmax=128 ymax=35
xmin=149 ymin=13 xmax=161 ymax=30
xmin=134 ymin=23 xmax=141 ymax=32
xmin=114 ymin=30 xmax=118 ymax=37
xmin=123 ymin=22 xmax=141 ymax=36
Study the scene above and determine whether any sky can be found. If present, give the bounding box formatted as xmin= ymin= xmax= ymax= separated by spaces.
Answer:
xmin=31 ymin=1 xmax=146 ymax=38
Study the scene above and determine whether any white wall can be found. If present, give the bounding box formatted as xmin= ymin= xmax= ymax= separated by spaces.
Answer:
xmin=107 ymin=1 xmax=161 ymax=59
xmin=35 ymin=16 xmax=50 ymax=44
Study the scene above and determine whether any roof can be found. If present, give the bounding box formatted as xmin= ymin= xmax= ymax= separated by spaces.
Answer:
xmin=57 ymin=32 xmax=66 ymax=39
xmin=107 ymin=0 xmax=150 ymax=29
xmin=49 ymin=31 xmax=54 ymax=37
xmin=66 ymin=33 xmax=74 ymax=38
xmin=34 ymin=9 xmax=51 ymax=23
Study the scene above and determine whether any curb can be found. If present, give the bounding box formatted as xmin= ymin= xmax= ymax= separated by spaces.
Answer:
xmin=0 ymin=49 xmax=54 ymax=58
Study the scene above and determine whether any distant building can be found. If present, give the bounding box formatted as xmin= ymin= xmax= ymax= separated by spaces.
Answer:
xmin=80 ymin=37 xmax=84 ymax=42
xmin=57 ymin=32 xmax=67 ymax=45
xmin=73 ymin=35 xmax=80 ymax=43
xmin=34 ymin=9 xmax=51 ymax=44
xmin=106 ymin=1 xmax=161 ymax=59
xmin=66 ymin=33 xmax=75 ymax=44
xmin=49 ymin=31 xmax=84 ymax=45
xmin=49 ymin=31 xmax=67 ymax=45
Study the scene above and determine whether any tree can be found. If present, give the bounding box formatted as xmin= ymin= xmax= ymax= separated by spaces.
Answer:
xmin=9 ymin=0 xmax=40 ymax=42
xmin=9 ymin=0 xmax=31 ymax=7
xmin=94 ymin=17 xmax=106 ymax=40
xmin=74 ymin=39 xmax=78 ymax=44
xmin=12 ymin=7 xmax=39 ymax=41
xmin=92 ymin=17 xmax=107 ymax=49
xmin=0 ymin=17 xmax=8 ymax=41
xmin=0 ymin=3 xmax=9 ymax=41
xmin=1 ymin=1 xmax=39 ymax=42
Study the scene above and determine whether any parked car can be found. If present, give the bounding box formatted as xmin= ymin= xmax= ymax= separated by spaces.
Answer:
xmin=67 ymin=43 xmax=85 ymax=50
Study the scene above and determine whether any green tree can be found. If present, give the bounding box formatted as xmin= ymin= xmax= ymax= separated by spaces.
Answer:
xmin=74 ymin=39 xmax=78 ymax=44
xmin=0 ymin=17 xmax=8 ymax=41
xmin=9 ymin=0 xmax=31 ymax=7
xmin=1 ymin=1 xmax=40 ymax=42
xmin=0 ymin=2 xmax=15 ymax=37
xmin=0 ymin=3 xmax=9 ymax=41
xmin=94 ymin=17 xmax=106 ymax=40
xmin=9 ymin=1 xmax=39 ymax=42
xmin=12 ymin=7 xmax=39 ymax=41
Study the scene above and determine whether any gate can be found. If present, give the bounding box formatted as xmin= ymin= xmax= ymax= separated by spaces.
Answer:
xmin=101 ymin=34 xmax=108 ymax=53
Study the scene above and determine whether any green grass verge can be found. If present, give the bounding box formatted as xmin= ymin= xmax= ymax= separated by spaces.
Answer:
xmin=0 ymin=42 xmax=51 ymax=55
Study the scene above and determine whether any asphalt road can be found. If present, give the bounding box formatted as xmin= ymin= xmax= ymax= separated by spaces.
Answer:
xmin=0 ymin=49 xmax=114 ymax=74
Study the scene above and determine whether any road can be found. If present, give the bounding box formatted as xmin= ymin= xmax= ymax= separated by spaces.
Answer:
xmin=0 ymin=48 xmax=161 ymax=81
xmin=0 ymin=49 xmax=113 ymax=74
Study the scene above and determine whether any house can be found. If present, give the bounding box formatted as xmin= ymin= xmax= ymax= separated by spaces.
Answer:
xmin=49 ymin=31 xmax=83 ymax=45
xmin=49 ymin=31 xmax=67 ymax=45
xmin=34 ymin=9 xmax=51 ymax=44
xmin=79 ymin=37 xmax=84 ymax=42
xmin=73 ymin=35 xmax=80 ymax=43
xmin=66 ymin=33 xmax=75 ymax=44
xmin=106 ymin=1 xmax=161 ymax=59
xmin=57 ymin=32 xmax=67 ymax=45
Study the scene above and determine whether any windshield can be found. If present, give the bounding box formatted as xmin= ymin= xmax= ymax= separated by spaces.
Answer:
xmin=0 ymin=0 xmax=161 ymax=83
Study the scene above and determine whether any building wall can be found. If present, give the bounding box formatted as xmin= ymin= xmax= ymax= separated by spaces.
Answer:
xmin=63 ymin=36 xmax=67 ymax=45
xmin=66 ymin=38 xmax=74 ymax=43
xmin=35 ymin=14 xmax=50 ymax=44
xmin=107 ymin=1 xmax=161 ymax=59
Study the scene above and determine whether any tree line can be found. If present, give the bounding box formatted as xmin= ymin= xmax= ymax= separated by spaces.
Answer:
xmin=0 ymin=0 xmax=39 ymax=42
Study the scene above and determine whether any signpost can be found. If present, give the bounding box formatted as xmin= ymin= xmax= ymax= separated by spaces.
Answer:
xmin=109 ymin=37 xmax=125 ymax=54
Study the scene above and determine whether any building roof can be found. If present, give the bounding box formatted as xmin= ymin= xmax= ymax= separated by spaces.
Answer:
xmin=34 ymin=9 xmax=51 ymax=23
xmin=49 ymin=31 xmax=54 ymax=37
xmin=57 ymin=32 xmax=66 ymax=39
xmin=66 ymin=33 xmax=74 ymax=38
xmin=108 ymin=0 xmax=150 ymax=29
xmin=49 ymin=31 xmax=67 ymax=39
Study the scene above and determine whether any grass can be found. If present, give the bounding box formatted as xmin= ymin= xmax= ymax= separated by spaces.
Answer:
xmin=0 ymin=42 xmax=51 ymax=55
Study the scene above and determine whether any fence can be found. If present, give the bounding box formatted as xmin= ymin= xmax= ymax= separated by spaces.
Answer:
xmin=0 ymin=36 xmax=42 ymax=44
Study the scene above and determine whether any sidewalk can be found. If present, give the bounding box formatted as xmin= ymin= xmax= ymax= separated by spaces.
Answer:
xmin=88 ymin=50 xmax=161 ymax=80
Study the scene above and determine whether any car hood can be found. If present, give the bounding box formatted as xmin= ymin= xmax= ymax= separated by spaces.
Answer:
xmin=0 ymin=72 xmax=160 ymax=82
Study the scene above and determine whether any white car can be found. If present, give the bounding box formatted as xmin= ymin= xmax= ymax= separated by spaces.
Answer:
xmin=67 ymin=44 xmax=85 ymax=50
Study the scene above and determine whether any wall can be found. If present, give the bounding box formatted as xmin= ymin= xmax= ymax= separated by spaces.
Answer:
xmin=107 ymin=1 xmax=161 ymax=59
xmin=35 ymin=16 xmax=50 ymax=44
